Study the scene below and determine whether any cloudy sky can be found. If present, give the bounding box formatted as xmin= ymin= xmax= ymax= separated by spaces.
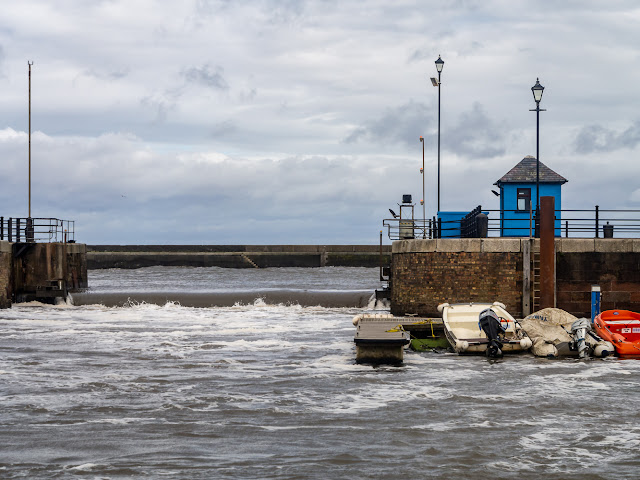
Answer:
xmin=1 ymin=1 xmax=640 ymax=244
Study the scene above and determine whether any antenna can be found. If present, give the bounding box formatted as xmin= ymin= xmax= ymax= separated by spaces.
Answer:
xmin=28 ymin=60 xmax=33 ymax=218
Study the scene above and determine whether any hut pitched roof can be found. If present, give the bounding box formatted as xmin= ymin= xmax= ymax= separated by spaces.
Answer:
xmin=494 ymin=155 xmax=567 ymax=186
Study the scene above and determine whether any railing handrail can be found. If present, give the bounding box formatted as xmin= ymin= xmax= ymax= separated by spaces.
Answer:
xmin=0 ymin=216 xmax=75 ymax=243
xmin=383 ymin=206 xmax=640 ymax=240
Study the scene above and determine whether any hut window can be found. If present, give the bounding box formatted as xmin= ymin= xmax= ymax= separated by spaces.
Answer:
xmin=517 ymin=188 xmax=531 ymax=211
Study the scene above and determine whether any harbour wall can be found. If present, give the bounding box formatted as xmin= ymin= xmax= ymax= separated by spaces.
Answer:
xmin=391 ymin=238 xmax=640 ymax=319
xmin=0 ymin=241 xmax=88 ymax=307
xmin=87 ymin=245 xmax=391 ymax=269
xmin=0 ymin=242 xmax=11 ymax=308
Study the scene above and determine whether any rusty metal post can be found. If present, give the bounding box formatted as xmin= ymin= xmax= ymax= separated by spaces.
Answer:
xmin=539 ymin=196 xmax=556 ymax=309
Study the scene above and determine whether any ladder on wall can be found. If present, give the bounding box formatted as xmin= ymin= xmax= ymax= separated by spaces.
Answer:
xmin=532 ymin=251 xmax=540 ymax=311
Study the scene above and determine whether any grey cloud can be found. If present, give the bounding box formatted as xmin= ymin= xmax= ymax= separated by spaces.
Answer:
xmin=0 ymin=129 xmax=409 ymax=243
xmin=343 ymin=100 xmax=432 ymax=147
xmin=0 ymin=45 xmax=5 ymax=78
xmin=408 ymin=49 xmax=433 ymax=63
xmin=447 ymin=102 xmax=505 ymax=158
xmin=140 ymin=94 xmax=178 ymax=124
xmin=82 ymin=67 xmax=130 ymax=81
xmin=181 ymin=64 xmax=229 ymax=90
xmin=210 ymin=120 xmax=237 ymax=138
xmin=344 ymin=100 xmax=505 ymax=158
xmin=573 ymin=121 xmax=640 ymax=154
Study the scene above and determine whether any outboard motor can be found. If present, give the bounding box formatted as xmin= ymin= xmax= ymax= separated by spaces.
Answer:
xmin=571 ymin=318 xmax=592 ymax=358
xmin=479 ymin=308 xmax=506 ymax=358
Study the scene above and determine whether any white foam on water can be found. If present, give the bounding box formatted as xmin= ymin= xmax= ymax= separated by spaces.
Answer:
xmin=65 ymin=463 xmax=101 ymax=472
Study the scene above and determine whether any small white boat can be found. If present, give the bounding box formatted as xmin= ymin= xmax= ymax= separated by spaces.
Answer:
xmin=438 ymin=302 xmax=532 ymax=357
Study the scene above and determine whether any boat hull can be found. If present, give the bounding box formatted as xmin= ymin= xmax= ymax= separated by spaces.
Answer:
xmin=439 ymin=302 xmax=532 ymax=355
xmin=594 ymin=310 xmax=640 ymax=356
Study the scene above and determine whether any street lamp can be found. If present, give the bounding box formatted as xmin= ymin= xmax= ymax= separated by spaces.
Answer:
xmin=530 ymin=78 xmax=545 ymax=216
xmin=431 ymin=55 xmax=444 ymax=213
xmin=420 ymin=136 xmax=425 ymax=238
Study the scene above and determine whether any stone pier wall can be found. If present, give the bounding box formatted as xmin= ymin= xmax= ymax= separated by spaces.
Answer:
xmin=391 ymin=238 xmax=640 ymax=319
xmin=391 ymin=239 xmax=524 ymax=318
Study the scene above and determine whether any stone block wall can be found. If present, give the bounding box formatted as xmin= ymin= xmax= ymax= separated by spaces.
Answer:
xmin=557 ymin=251 xmax=640 ymax=317
xmin=390 ymin=238 xmax=640 ymax=319
xmin=391 ymin=239 xmax=523 ymax=318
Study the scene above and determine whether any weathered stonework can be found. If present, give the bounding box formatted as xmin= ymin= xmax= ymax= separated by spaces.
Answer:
xmin=0 ymin=241 xmax=11 ymax=308
xmin=391 ymin=238 xmax=640 ymax=319
xmin=391 ymin=249 xmax=522 ymax=318
xmin=1 ymin=242 xmax=87 ymax=307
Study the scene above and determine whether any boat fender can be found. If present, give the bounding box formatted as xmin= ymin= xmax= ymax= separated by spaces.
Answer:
xmin=492 ymin=301 xmax=506 ymax=309
xmin=455 ymin=340 xmax=469 ymax=352
xmin=520 ymin=337 xmax=533 ymax=349
xmin=593 ymin=343 xmax=612 ymax=358
xmin=352 ymin=314 xmax=363 ymax=326
xmin=437 ymin=303 xmax=450 ymax=313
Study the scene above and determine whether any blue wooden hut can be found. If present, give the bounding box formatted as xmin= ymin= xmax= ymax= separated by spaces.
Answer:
xmin=494 ymin=156 xmax=567 ymax=237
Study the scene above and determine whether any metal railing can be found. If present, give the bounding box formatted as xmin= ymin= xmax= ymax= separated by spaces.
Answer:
xmin=0 ymin=217 xmax=75 ymax=243
xmin=383 ymin=207 xmax=640 ymax=240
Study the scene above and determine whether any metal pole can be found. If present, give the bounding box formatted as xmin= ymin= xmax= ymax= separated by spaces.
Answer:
xmin=437 ymin=70 xmax=441 ymax=213
xmin=28 ymin=61 xmax=33 ymax=218
xmin=379 ymin=230 xmax=384 ymax=281
xmin=421 ymin=137 xmax=425 ymax=238
xmin=536 ymin=103 xmax=540 ymax=216
xmin=595 ymin=205 xmax=599 ymax=238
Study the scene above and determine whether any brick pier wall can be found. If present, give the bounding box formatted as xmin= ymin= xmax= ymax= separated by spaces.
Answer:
xmin=391 ymin=238 xmax=640 ymax=319
xmin=556 ymin=239 xmax=640 ymax=316
xmin=391 ymin=239 xmax=524 ymax=318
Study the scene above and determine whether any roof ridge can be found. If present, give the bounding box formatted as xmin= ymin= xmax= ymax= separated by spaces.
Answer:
xmin=494 ymin=156 xmax=567 ymax=185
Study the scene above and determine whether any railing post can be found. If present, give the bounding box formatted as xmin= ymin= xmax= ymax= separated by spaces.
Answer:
xmin=8 ymin=218 xmax=12 ymax=242
xmin=595 ymin=205 xmax=599 ymax=238
xmin=16 ymin=218 xmax=21 ymax=243
xmin=0 ymin=216 xmax=3 ymax=241
xmin=26 ymin=217 xmax=34 ymax=243
xmin=437 ymin=217 xmax=442 ymax=239
xmin=565 ymin=220 xmax=568 ymax=238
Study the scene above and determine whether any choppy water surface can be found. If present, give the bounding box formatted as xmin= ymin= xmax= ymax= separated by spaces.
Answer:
xmin=1 ymin=267 xmax=639 ymax=479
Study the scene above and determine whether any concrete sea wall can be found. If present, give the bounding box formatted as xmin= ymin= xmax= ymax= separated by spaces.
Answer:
xmin=0 ymin=242 xmax=88 ymax=307
xmin=87 ymin=245 xmax=391 ymax=269
xmin=391 ymin=238 xmax=640 ymax=319
xmin=0 ymin=241 xmax=11 ymax=308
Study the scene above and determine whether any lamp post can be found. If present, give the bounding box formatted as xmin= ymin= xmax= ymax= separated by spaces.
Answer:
xmin=28 ymin=61 xmax=33 ymax=219
xmin=420 ymin=136 xmax=425 ymax=238
xmin=434 ymin=55 xmax=444 ymax=213
xmin=530 ymin=78 xmax=545 ymax=216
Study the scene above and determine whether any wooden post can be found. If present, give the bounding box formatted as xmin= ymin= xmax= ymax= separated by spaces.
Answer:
xmin=539 ymin=196 xmax=556 ymax=309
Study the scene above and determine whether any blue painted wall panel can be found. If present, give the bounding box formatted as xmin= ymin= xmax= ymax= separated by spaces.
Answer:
xmin=500 ymin=183 xmax=562 ymax=236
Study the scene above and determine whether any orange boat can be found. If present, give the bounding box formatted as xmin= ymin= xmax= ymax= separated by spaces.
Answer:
xmin=593 ymin=310 xmax=640 ymax=356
